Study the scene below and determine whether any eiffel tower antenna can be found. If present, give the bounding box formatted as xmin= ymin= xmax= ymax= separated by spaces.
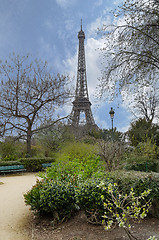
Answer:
xmin=70 ymin=21 xmax=96 ymax=127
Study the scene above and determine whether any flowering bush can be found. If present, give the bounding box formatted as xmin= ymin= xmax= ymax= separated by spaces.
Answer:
xmin=101 ymin=182 xmax=151 ymax=239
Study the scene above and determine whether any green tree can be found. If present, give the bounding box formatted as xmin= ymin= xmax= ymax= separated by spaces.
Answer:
xmin=0 ymin=54 xmax=71 ymax=156
xmin=128 ymin=118 xmax=159 ymax=146
xmin=100 ymin=128 xmax=124 ymax=142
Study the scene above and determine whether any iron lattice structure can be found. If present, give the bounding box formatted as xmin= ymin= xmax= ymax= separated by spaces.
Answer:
xmin=70 ymin=23 xmax=95 ymax=127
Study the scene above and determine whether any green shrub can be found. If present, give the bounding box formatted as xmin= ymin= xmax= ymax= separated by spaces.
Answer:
xmin=0 ymin=141 xmax=17 ymax=159
xmin=20 ymin=157 xmax=55 ymax=172
xmin=76 ymin=178 xmax=113 ymax=224
xmin=3 ymin=154 xmax=18 ymax=161
xmin=0 ymin=160 xmax=21 ymax=166
xmin=54 ymin=141 xmax=98 ymax=162
xmin=125 ymin=162 xmax=159 ymax=172
xmin=24 ymin=179 xmax=78 ymax=224
xmin=136 ymin=140 xmax=158 ymax=160
xmin=104 ymin=171 xmax=159 ymax=218
xmin=0 ymin=140 xmax=26 ymax=159
xmin=124 ymin=139 xmax=159 ymax=172
xmin=76 ymin=171 xmax=159 ymax=221
xmin=42 ymin=155 xmax=105 ymax=183
xmin=39 ymin=141 xmax=104 ymax=181
xmin=25 ymin=170 xmax=159 ymax=226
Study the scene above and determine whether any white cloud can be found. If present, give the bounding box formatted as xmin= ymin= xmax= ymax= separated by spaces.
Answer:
xmin=118 ymin=124 xmax=130 ymax=133
xmin=87 ymin=16 xmax=112 ymax=37
xmin=95 ymin=115 xmax=108 ymax=129
xmin=56 ymin=0 xmax=76 ymax=8
xmin=85 ymin=37 xmax=104 ymax=96
xmin=113 ymin=0 xmax=123 ymax=5
xmin=94 ymin=0 xmax=103 ymax=7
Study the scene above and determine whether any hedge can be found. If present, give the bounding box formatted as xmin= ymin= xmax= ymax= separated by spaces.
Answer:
xmin=0 ymin=161 xmax=21 ymax=166
xmin=19 ymin=157 xmax=55 ymax=171
xmin=125 ymin=162 xmax=159 ymax=172
xmin=0 ymin=157 xmax=55 ymax=171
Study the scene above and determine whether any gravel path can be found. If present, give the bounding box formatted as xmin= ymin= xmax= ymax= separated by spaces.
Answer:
xmin=0 ymin=173 xmax=38 ymax=240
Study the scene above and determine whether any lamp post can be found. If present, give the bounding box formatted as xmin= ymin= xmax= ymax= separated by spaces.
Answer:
xmin=109 ymin=107 xmax=115 ymax=131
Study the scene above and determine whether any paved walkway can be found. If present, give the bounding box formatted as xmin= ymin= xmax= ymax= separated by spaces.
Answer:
xmin=0 ymin=173 xmax=38 ymax=240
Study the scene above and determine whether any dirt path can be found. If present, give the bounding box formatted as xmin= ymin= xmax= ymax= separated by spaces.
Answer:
xmin=0 ymin=173 xmax=38 ymax=240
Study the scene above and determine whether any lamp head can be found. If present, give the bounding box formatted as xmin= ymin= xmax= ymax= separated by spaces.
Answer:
xmin=109 ymin=107 xmax=115 ymax=119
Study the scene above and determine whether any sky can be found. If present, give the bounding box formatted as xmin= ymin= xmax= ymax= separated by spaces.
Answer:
xmin=0 ymin=0 xmax=133 ymax=132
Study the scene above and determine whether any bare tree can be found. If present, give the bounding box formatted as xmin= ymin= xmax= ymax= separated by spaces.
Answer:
xmin=132 ymin=86 xmax=159 ymax=122
xmin=0 ymin=54 xmax=71 ymax=156
xmin=99 ymin=0 xmax=159 ymax=98
xmin=98 ymin=140 xmax=124 ymax=171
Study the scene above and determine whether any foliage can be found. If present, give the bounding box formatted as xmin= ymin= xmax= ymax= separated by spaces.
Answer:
xmin=55 ymin=141 xmax=98 ymax=162
xmin=0 ymin=139 xmax=25 ymax=160
xmin=20 ymin=157 xmax=55 ymax=172
xmin=147 ymin=237 xmax=158 ymax=240
xmin=0 ymin=141 xmax=16 ymax=159
xmin=25 ymin=169 xmax=159 ymax=229
xmin=0 ymin=160 xmax=21 ymax=166
xmin=42 ymin=155 xmax=105 ymax=183
xmin=125 ymin=162 xmax=159 ymax=173
xmin=128 ymin=118 xmax=159 ymax=147
xmin=135 ymin=139 xmax=159 ymax=160
xmin=101 ymin=182 xmax=151 ymax=240
xmin=86 ymin=128 xmax=125 ymax=143
xmin=76 ymin=171 xmax=159 ymax=222
xmin=40 ymin=141 xmax=104 ymax=180
xmin=124 ymin=138 xmax=159 ymax=172
xmin=76 ymin=178 xmax=113 ymax=224
xmin=2 ymin=154 xmax=18 ymax=161
xmin=24 ymin=179 xmax=77 ymax=224
xmin=104 ymin=170 xmax=159 ymax=218
xmin=100 ymin=128 xmax=125 ymax=142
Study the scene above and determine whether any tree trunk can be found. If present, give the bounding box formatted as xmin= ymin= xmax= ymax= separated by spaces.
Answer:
xmin=26 ymin=127 xmax=32 ymax=157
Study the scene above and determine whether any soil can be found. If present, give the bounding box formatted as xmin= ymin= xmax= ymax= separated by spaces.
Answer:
xmin=0 ymin=173 xmax=159 ymax=240
xmin=31 ymin=212 xmax=159 ymax=240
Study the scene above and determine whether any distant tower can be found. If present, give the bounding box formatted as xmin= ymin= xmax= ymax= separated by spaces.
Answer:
xmin=70 ymin=21 xmax=95 ymax=127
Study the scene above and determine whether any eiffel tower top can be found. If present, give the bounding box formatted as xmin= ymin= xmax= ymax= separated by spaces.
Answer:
xmin=78 ymin=19 xmax=85 ymax=39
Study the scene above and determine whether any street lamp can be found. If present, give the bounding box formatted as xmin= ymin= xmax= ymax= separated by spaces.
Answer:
xmin=109 ymin=107 xmax=115 ymax=131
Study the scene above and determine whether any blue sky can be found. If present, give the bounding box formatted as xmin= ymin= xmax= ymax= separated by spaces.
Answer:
xmin=0 ymin=0 xmax=133 ymax=132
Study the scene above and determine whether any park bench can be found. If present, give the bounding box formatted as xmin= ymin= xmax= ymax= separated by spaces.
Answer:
xmin=0 ymin=165 xmax=26 ymax=174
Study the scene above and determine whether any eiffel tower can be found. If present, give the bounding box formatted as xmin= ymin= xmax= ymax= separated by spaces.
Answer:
xmin=70 ymin=21 xmax=96 ymax=128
